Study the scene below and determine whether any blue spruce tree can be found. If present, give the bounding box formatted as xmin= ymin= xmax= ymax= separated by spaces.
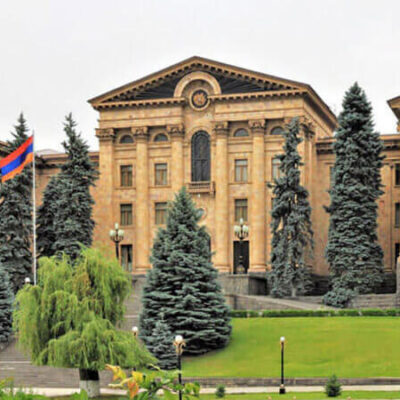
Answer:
xmin=268 ymin=118 xmax=313 ymax=297
xmin=0 ymin=264 xmax=13 ymax=346
xmin=0 ymin=114 xmax=33 ymax=293
xmin=139 ymin=187 xmax=231 ymax=355
xmin=324 ymin=83 xmax=385 ymax=307
xmin=52 ymin=114 xmax=98 ymax=259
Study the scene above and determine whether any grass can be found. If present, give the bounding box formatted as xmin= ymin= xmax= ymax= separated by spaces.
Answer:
xmin=183 ymin=317 xmax=400 ymax=378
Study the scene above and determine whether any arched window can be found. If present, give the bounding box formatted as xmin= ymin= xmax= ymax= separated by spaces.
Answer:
xmin=120 ymin=134 xmax=134 ymax=144
xmin=191 ymin=131 xmax=210 ymax=182
xmin=271 ymin=126 xmax=284 ymax=135
xmin=154 ymin=133 xmax=168 ymax=142
xmin=233 ymin=128 xmax=249 ymax=137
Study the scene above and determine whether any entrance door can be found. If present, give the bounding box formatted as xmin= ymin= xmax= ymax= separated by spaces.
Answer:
xmin=233 ymin=241 xmax=249 ymax=274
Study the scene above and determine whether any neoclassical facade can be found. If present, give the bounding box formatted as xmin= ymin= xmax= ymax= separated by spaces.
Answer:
xmin=36 ymin=57 xmax=400 ymax=276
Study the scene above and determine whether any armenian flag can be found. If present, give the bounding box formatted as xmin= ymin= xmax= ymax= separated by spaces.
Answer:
xmin=0 ymin=136 xmax=34 ymax=182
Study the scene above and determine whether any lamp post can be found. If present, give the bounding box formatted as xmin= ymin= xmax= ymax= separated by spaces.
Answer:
xmin=280 ymin=336 xmax=286 ymax=394
xmin=109 ymin=223 xmax=124 ymax=262
xmin=233 ymin=217 xmax=249 ymax=274
xmin=132 ymin=326 xmax=139 ymax=338
xmin=24 ymin=277 xmax=31 ymax=285
xmin=173 ymin=335 xmax=186 ymax=400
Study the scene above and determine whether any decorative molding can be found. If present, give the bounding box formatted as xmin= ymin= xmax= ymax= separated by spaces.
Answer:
xmin=166 ymin=124 xmax=185 ymax=138
xmin=174 ymin=71 xmax=221 ymax=97
xmin=95 ymin=128 xmax=115 ymax=142
xmin=248 ymin=119 xmax=266 ymax=136
xmin=131 ymin=126 xmax=149 ymax=141
xmin=213 ymin=121 xmax=229 ymax=137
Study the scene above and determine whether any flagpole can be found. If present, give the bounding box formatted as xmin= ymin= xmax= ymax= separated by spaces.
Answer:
xmin=32 ymin=132 xmax=37 ymax=285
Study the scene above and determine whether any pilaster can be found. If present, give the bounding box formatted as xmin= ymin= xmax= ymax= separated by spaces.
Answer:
xmin=249 ymin=119 xmax=266 ymax=272
xmin=167 ymin=124 xmax=185 ymax=194
xmin=94 ymin=128 xmax=115 ymax=249
xmin=214 ymin=121 xmax=230 ymax=272
xmin=132 ymin=126 xmax=150 ymax=272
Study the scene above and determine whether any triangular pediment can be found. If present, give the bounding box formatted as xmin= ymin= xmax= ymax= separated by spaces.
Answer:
xmin=88 ymin=56 xmax=336 ymax=129
xmin=388 ymin=95 xmax=400 ymax=119
xmin=89 ymin=56 xmax=307 ymax=103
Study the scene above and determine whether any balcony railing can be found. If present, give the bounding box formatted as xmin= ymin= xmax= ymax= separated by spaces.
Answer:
xmin=187 ymin=181 xmax=215 ymax=196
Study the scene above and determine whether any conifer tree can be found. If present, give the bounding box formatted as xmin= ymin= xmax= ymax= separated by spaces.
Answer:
xmin=269 ymin=118 xmax=313 ymax=297
xmin=52 ymin=114 xmax=98 ymax=260
xmin=36 ymin=174 xmax=62 ymax=258
xmin=0 ymin=114 xmax=33 ymax=293
xmin=324 ymin=83 xmax=384 ymax=307
xmin=139 ymin=187 xmax=231 ymax=355
xmin=0 ymin=265 xmax=13 ymax=345
xmin=148 ymin=317 xmax=176 ymax=370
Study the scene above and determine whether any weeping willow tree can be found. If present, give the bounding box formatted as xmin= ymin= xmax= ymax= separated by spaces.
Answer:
xmin=13 ymin=247 xmax=155 ymax=397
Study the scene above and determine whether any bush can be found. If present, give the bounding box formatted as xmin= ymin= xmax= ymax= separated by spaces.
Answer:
xmin=215 ymin=384 xmax=226 ymax=398
xmin=325 ymin=374 xmax=341 ymax=397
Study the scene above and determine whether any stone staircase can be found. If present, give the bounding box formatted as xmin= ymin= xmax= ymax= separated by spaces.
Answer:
xmin=350 ymin=294 xmax=397 ymax=309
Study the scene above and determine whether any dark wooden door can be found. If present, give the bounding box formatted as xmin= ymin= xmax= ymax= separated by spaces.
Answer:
xmin=191 ymin=131 xmax=210 ymax=182
xmin=233 ymin=241 xmax=249 ymax=274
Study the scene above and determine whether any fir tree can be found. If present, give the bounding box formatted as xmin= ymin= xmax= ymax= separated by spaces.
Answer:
xmin=0 ymin=265 xmax=13 ymax=345
xmin=268 ymin=118 xmax=314 ymax=297
xmin=36 ymin=174 xmax=62 ymax=258
xmin=139 ymin=187 xmax=231 ymax=355
xmin=13 ymin=247 xmax=155 ymax=395
xmin=52 ymin=114 xmax=98 ymax=260
xmin=324 ymin=83 xmax=384 ymax=307
xmin=148 ymin=317 xmax=177 ymax=370
xmin=0 ymin=114 xmax=33 ymax=293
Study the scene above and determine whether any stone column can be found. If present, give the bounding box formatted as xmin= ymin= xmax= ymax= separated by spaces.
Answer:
xmin=214 ymin=122 xmax=230 ymax=272
xmin=94 ymin=128 xmax=115 ymax=249
xmin=168 ymin=124 xmax=185 ymax=194
xmin=132 ymin=127 xmax=150 ymax=273
xmin=249 ymin=119 xmax=266 ymax=272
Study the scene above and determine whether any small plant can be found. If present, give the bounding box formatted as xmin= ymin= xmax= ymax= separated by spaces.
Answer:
xmin=325 ymin=374 xmax=342 ymax=397
xmin=215 ymin=384 xmax=226 ymax=398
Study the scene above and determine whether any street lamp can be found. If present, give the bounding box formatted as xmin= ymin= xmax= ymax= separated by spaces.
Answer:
xmin=24 ymin=277 xmax=31 ymax=285
xmin=132 ymin=326 xmax=139 ymax=338
xmin=280 ymin=336 xmax=286 ymax=394
xmin=109 ymin=222 xmax=124 ymax=261
xmin=234 ymin=217 xmax=249 ymax=274
xmin=173 ymin=335 xmax=186 ymax=400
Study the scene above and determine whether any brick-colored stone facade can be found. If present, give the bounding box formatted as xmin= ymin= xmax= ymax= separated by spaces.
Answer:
xmin=34 ymin=57 xmax=400 ymax=276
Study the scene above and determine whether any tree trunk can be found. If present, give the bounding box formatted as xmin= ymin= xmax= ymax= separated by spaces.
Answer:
xmin=291 ymin=286 xmax=297 ymax=298
xmin=79 ymin=369 xmax=100 ymax=398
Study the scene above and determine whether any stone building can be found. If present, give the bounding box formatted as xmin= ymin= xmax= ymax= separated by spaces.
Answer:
xmin=34 ymin=57 xmax=399 ymax=277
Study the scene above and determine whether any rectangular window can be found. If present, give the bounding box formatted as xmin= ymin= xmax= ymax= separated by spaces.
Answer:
xmin=329 ymin=166 xmax=334 ymax=187
xmin=235 ymin=199 xmax=248 ymax=222
xmin=121 ymin=245 xmax=133 ymax=272
xmin=120 ymin=204 xmax=132 ymax=226
xmin=155 ymin=163 xmax=168 ymax=186
xmin=155 ymin=202 xmax=167 ymax=225
xmin=235 ymin=159 xmax=248 ymax=182
xmin=272 ymin=158 xmax=281 ymax=180
xmin=396 ymin=164 xmax=400 ymax=186
xmin=395 ymin=203 xmax=400 ymax=227
xmin=120 ymin=165 xmax=132 ymax=187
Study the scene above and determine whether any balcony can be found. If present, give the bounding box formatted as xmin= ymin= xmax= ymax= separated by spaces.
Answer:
xmin=187 ymin=181 xmax=215 ymax=196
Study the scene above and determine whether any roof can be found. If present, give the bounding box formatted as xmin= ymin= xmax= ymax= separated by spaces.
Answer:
xmin=88 ymin=56 xmax=337 ymax=129
xmin=388 ymin=95 xmax=400 ymax=119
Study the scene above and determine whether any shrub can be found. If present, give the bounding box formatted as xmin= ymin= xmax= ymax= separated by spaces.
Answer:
xmin=215 ymin=384 xmax=226 ymax=398
xmin=325 ymin=374 xmax=341 ymax=397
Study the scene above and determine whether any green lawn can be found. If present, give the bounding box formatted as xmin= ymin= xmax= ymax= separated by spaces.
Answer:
xmin=182 ymin=317 xmax=400 ymax=377
xmin=198 ymin=393 xmax=400 ymax=399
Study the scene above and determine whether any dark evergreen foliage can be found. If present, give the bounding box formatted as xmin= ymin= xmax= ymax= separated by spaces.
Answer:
xmin=268 ymin=118 xmax=314 ymax=297
xmin=0 ymin=114 xmax=33 ymax=293
xmin=148 ymin=317 xmax=177 ymax=370
xmin=0 ymin=265 xmax=13 ymax=344
xmin=52 ymin=114 xmax=98 ymax=260
xmin=324 ymin=83 xmax=385 ymax=307
xmin=36 ymin=174 xmax=62 ymax=258
xmin=139 ymin=187 xmax=231 ymax=355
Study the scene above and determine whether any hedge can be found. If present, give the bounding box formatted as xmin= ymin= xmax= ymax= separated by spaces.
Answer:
xmin=230 ymin=308 xmax=400 ymax=318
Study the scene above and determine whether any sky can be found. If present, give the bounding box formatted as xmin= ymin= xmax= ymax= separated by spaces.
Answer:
xmin=0 ymin=0 xmax=399 ymax=151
